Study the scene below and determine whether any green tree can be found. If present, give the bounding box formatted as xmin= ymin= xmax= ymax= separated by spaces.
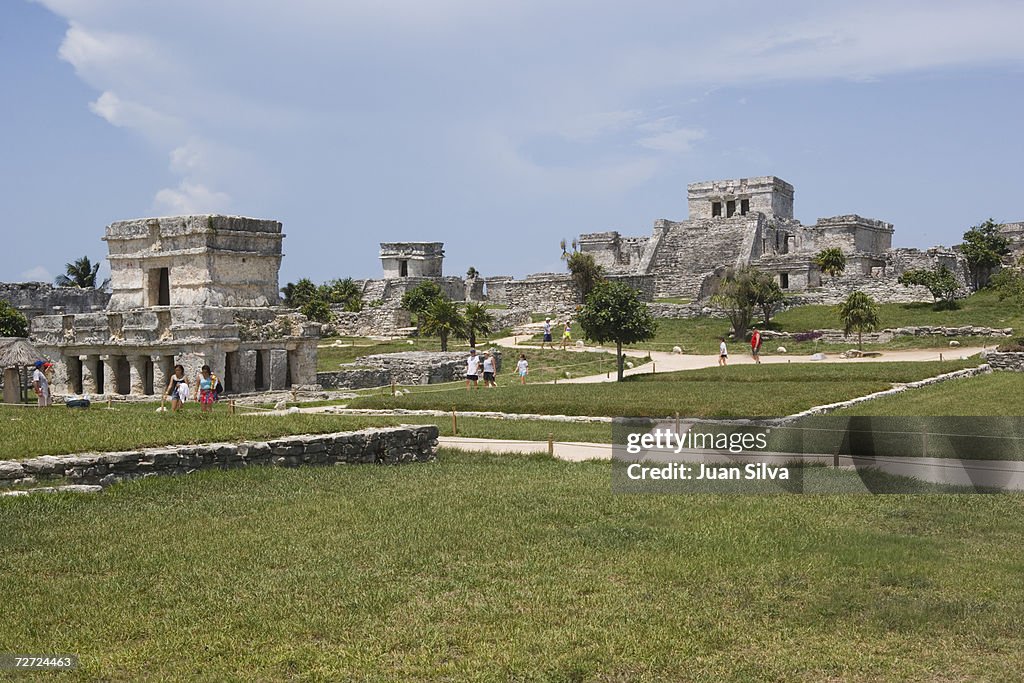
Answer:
xmin=319 ymin=278 xmax=363 ymax=312
xmin=300 ymin=298 xmax=333 ymax=324
xmin=751 ymin=273 xmax=784 ymax=326
xmin=466 ymin=266 xmax=479 ymax=279
xmin=961 ymin=219 xmax=1010 ymax=289
xmin=813 ymin=247 xmax=847 ymax=279
xmin=898 ymin=265 xmax=959 ymax=310
xmin=400 ymin=281 xmax=446 ymax=332
xmin=462 ymin=302 xmax=493 ymax=348
xmin=419 ymin=297 xmax=466 ymax=351
xmin=992 ymin=257 xmax=1024 ymax=306
xmin=565 ymin=252 xmax=604 ymax=299
xmin=0 ymin=299 xmax=29 ymax=337
xmin=837 ymin=291 xmax=880 ymax=350
xmin=577 ymin=280 xmax=657 ymax=381
xmin=560 ymin=238 xmax=604 ymax=299
xmin=710 ymin=266 xmax=765 ymax=339
xmin=55 ymin=255 xmax=109 ymax=289
xmin=282 ymin=278 xmax=317 ymax=308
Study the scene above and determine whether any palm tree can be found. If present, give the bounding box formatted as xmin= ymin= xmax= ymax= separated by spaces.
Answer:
xmin=814 ymin=247 xmax=847 ymax=280
xmin=463 ymin=303 xmax=493 ymax=348
xmin=419 ymin=298 xmax=466 ymax=352
xmin=55 ymin=256 xmax=109 ymax=289
xmin=838 ymin=291 xmax=880 ymax=350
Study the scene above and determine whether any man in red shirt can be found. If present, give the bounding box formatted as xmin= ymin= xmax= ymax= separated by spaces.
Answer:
xmin=750 ymin=328 xmax=762 ymax=364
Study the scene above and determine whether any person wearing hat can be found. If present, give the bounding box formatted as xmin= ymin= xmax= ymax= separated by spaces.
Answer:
xmin=32 ymin=360 xmax=52 ymax=407
xmin=541 ymin=318 xmax=552 ymax=349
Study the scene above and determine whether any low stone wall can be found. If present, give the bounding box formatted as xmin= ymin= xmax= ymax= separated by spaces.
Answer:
xmin=346 ymin=350 xmax=503 ymax=386
xmin=763 ymin=326 xmax=1012 ymax=345
xmin=984 ymin=352 xmax=1024 ymax=371
xmin=317 ymin=368 xmax=390 ymax=390
xmin=0 ymin=426 xmax=440 ymax=490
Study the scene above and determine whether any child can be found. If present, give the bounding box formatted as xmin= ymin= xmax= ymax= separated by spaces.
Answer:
xmin=719 ymin=338 xmax=729 ymax=367
xmin=516 ymin=353 xmax=528 ymax=385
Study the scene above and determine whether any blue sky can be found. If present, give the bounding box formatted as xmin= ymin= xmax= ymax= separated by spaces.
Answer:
xmin=3 ymin=0 xmax=1023 ymax=285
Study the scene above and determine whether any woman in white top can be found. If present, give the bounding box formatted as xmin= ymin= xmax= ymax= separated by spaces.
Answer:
xmin=718 ymin=338 xmax=729 ymax=366
xmin=516 ymin=354 xmax=528 ymax=385
xmin=482 ymin=353 xmax=497 ymax=387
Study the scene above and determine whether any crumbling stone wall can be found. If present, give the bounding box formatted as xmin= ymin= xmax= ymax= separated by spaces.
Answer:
xmin=0 ymin=282 xmax=110 ymax=321
xmin=0 ymin=426 xmax=439 ymax=490
xmin=984 ymin=352 xmax=1024 ymax=371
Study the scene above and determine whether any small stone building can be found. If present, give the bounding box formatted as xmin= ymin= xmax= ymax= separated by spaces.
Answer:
xmin=379 ymin=242 xmax=445 ymax=278
xmin=30 ymin=215 xmax=319 ymax=398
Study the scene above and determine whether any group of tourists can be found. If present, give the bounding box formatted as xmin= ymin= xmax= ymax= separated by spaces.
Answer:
xmin=465 ymin=348 xmax=528 ymax=389
xmin=540 ymin=317 xmax=573 ymax=350
xmin=162 ymin=364 xmax=223 ymax=412
xmin=718 ymin=328 xmax=763 ymax=366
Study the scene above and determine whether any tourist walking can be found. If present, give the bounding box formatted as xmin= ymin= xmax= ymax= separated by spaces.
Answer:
xmin=482 ymin=352 xmax=497 ymax=388
xmin=560 ymin=320 xmax=572 ymax=350
xmin=163 ymin=364 xmax=189 ymax=412
xmin=541 ymin=318 xmax=552 ymax=349
xmin=196 ymin=365 xmax=216 ymax=413
xmin=751 ymin=328 xmax=762 ymax=364
xmin=719 ymin=338 xmax=729 ymax=366
xmin=465 ymin=348 xmax=481 ymax=390
xmin=31 ymin=360 xmax=51 ymax=407
xmin=516 ymin=353 xmax=528 ymax=385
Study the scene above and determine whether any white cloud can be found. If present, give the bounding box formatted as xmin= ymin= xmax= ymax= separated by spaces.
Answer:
xmin=21 ymin=266 xmax=52 ymax=282
xmin=88 ymin=91 xmax=182 ymax=140
xmin=154 ymin=182 xmax=231 ymax=215
xmin=637 ymin=127 xmax=706 ymax=154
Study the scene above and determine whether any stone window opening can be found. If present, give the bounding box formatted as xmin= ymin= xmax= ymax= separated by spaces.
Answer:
xmin=726 ymin=200 xmax=736 ymax=218
xmin=779 ymin=273 xmax=789 ymax=289
xmin=399 ymin=260 xmax=409 ymax=277
xmin=147 ymin=267 xmax=170 ymax=307
xmin=255 ymin=351 xmax=266 ymax=390
xmin=711 ymin=201 xmax=722 ymax=217
xmin=740 ymin=199 xmax=749 ymax=215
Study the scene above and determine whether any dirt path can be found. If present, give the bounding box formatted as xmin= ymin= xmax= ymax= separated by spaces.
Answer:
xmin=490 ymin=333 xmax=986 ymax=383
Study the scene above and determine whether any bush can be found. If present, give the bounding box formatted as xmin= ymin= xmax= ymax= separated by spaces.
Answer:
xmin=793 ymin=331 xmax=824 ymax=342
xmin=0 ymin=299 xmax=28 ymax=337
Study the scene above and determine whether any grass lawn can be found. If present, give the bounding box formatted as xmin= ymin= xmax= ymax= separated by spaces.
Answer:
xmin=349 ymin=361 xmax=979 ymax=418
xmin=774 ymin=289 xmax=1024 ymax=332
xmin=317 ymin=335 xmax=516 ymax=372
xmin=1 ymin=452 xmax=1022 ymax=679
xmin=835 ymin=372 xmax=1024 ymax=417
xmin=0 ymin=404 xmax=612 ymax=460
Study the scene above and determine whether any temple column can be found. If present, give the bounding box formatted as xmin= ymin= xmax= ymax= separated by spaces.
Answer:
xmin=152 ymin=355 xmax=168 ymax=396
xmin=100 ymin=354 xmax=119 ymax=395
xmin=80 ymin=354 xmax=99 ymax=395
xmin=268 ymin=349 xmax=288 ymax=390
xmin=128 ymin=356 xmax=147 ymax=396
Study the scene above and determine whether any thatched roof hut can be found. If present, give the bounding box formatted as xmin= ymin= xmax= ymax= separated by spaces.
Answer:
xmin=0 ymin=338 xmax=47 ymax=404
xmin=0 ymin=338 xmax=46 ymax=369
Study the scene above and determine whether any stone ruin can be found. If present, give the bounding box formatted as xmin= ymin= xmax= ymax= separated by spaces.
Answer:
xmin=333 ymin=175 xmax=1005 ymax=339
xmin=576 ymin=175 xmax=976 ymax=304
xmin=30 ymin=215 xmax=319 ymax=398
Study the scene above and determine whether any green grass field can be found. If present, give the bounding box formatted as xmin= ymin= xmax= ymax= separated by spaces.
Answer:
xmin=835 ymin=372 xmax=1024 ymax=416
xmin=350 ymin=360 xmax=980 ymax=418
xmin=525 ymin=291 xmax=1023 ymax=355
xmin=1 ymin=452 xmax=1022 ymax=680
xmin=0 ymin=403 xmax=614 ymax=460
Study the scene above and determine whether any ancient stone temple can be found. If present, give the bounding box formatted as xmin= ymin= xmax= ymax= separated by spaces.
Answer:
xmin=576 ymin=175 xmax=968 ymax=302
xmin=30 ymin=215 xmax=319 ymax=398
